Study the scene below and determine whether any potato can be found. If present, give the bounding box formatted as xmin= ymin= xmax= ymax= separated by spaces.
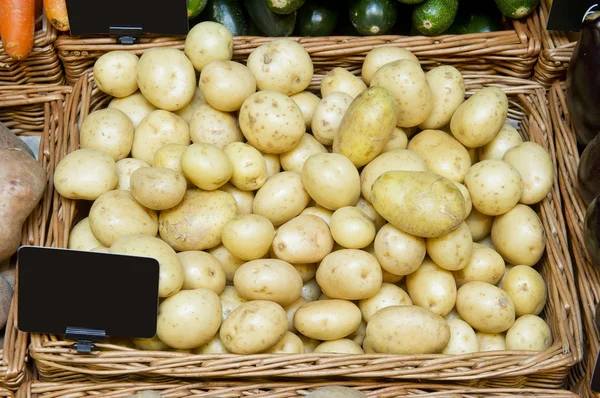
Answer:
xmin=219 ymin=286 xmax=248 ymax=322
xmin=157 ymin=288 xmax=221 ymax=349
xmin=465 ymin=160 xmax=524 ymax=216
xmin=80 ymin=108 xmax=134 ymax=161
xmin=445 ymin=307 xmax=462 ymax=321
xmin=479 ymin=123 xmax=523 ymax=161
xmin=333 ymin=86 xmax=398 ymax=167
xmin=175 ymin=87 xmax=207 ymax=124
xmin=306 ymin=387 xmax=367 ymax=398
xmin=408 ymin=129 xmax=472 ymax=183
xmin=382 ymin=127 xmax=408 ymax=153
xmin=177 ymin=251 xmax=226 ymax=294
xmin=220 ymin=300 xmax=288 ymax=354
xmin=316 ymin=249 xmax=382 ymax=300
xmin=406 ymin=258 xmax=457 ymax=317
xmin=210 ymin=245 xmax=245 ymax=283
xmin=301 ymin=278 xmax=322 ymax=302
xmin=453 ymin=182 xmax=473 ymax=217
xmin=68 ymin=218 xmax=105 ymax=251
xmin=361 ymin=46 xmax=419 ymax=85
xmin=115 ymin=159 xmax=149 ymax=191
xmin=280 ymin=133 xmax=327 ymax=174
xmin=354 ymin=197 xmax=386 ymax=231
xmin=253 ymin=171 xmax=311 ymax=226
xmin=358 ymin=283 xmax=412 ymax=322
xmin=194 ymin=334 xmax=229 ymax=354
xmin=502 ymin=265 xmax=547 ymax=317
xmin=222 ymin=142 xmax=267 ymax=191
xmin=299 ymin=335 xmax=321 ymax=353
xmin=370 ymin=60 xmax=432 ymax=128
xmin=348 ymin=320 xmax=367 ymax=346
xmin=503 ymin=142 xmax=554 ymax=205
xmin=246 ymin=39 xmax=313 ymax=95
xmin=291 ymin=91 xmax=320 ymax=130
xmin=426 ymin=222 xmax=473 ymax=272
xmin=159 ymin=189 xmax=237 ymax=251
xmin=497 ymin=264 xmax=515 ymax=288
xmin=491 ymin=204 xmax=545 ymax=266
xmin=130 ymin=167 xmax=186 ymax=210
xmin=360 ymin=149 xmax=427 ymax=202
xmin=477 ymin=332 xmax=506 ymax=352
xmin=111 ymin=234 xmax=184 ymax=298
xmin=182 ymin=143 xmax=232 ymax=190
xmin=450 ymin=87 xmax=508 ymax=148
xmin=301 ymin=205 xmax=334 ymax=226
xmin=189 ymin=103 xmax=243 ymax=148
xmin=381 ymin=268 xmax=404 ymax=283
xmin=272 ymin=215 xmax=333 ymax=263
xmin=220 ymin=183 xmax=254 ymax=215
xmin=365 ymin=305 xmax=450 ymax=354
xmin=302 ymin=153 xmax=360 ymax=210
xmin=132 ymin=110 xmax=190 ymax=164
xmin=453 ymin=243 xmax=505 ymax=286
xmin=222 ymin=214 xmax=274 ymax=261
xmin=93 ymin=51 xmax=139 ymax=98
xmin=89 ymin=190 xmax=158 ymax=247
xmin=137 ymin=48 xmax=196 ymax=111
xmin=442 ymin=318 xmax=478 ymax=355
xmin=263 ymin=153 xmax=281 ymax=179
xmin=311 ymin=92 xmax=353 ymax=146
xmin=314 ymin=339 xmax=364 ymax=354
xmin=465 ymin=208 xmax=493 ymax=241
xmin=283 ymin=297 xmax=308 ymax=332
xmin=109 ymin=91 xmax=157 ymax=129
xmin=200 ymin=60 xmax=256 ymax=112
xmin=505 ymin=315 xmax=552 ymax=351
xmin=321 ymin=67 xmax=367 ymax=98
xmin=294 ymin=299 xmax=362 ymax=340
xmin=419 ymin=66 xmax=465 ymax=130
xmin=234 ymin=259 xmax=303 ymax=306
xmin=374 ymin=223 xmax=426 ymax=276
xmin=184 ymin=21 xmax=233 ymax=71
xmin=456 ymin=281 xmax=515 ymax=333
xmin=132 ymin=335 xmax=168 ymax=351
xmin=330 ymin=207 xmax=375 ymax=249
xmin=264 ymin=331 xmax=304 ymax=354
xmin=371 ymin=171 xmax=466 ymax=238
xmin=54 ymin=149 xmax=118 ymax=200
xmin=292 ymin=264 xmax=317 ymax=283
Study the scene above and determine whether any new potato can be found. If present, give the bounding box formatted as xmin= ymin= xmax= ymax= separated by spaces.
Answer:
xmin=406 ymin=258 xmax=457 ymax=317
xmin=234 ymin=259 xmax=303 ymax=306
xmin=108 ymin=91 xmax=157 ymax=129
xmin=479 ymin=124 xmax=523 ymax=161
xmin=358 ymin=283 xmax=412 ymax=322
xmin=314 ymin=339 xmax=364 ymax=354
xmin=94 ymin=51 xmax=139 ymax=98
xmin=477 ymin=332 xmax=506 ymax=352
xmin=182 ymin=143 xmax=232 ymax=191
xmin=130 ymin=167 xmax=187 ymax=210
xmin=330 ymin=207 xmax=375 ymax=249
xmin=265 ymin=331 xmax=304 ymax=354
xmin=184 ymin=21 xmax=233 ymax=72
xmin=294 ymin=299 xmax=362 ymax=340
xmin=502 ymin=265 xmax=547 ymax=316
xmin=272 ymin=215 xmax=333 ymax=263
xmin=189 ymin=103 xmax=243 ymax=148
xmin=361 ymin=46 xmax=419 ymax=85
xmin=465 ymin=208 xmax=494 ymax=241
xmin=80 ymin=108 xmax=134 ymax=161
xmin=177 ymin=251 xmax=226 ymax=293
xmin=253 ymin=171 xmax=311 ymax=226
xmin=354 ymin=197 xmax=386 ymax=231
xmin=419 ymin=65 xmax=465 ymax=130
xmin=374 ymin=223 xmax=426 ymax=275
xmin=442 ymin=319 xmax=478 ymax=355
xmin=284 ymin=297 xmax=308 ymax=332
xmin=456 ymin=281 xmax=515 ymax=333
xmin=219 ymin=286 xmax=248 ymax=322
xmin=426 ymin=222 xmax=473 ymax=271
xmin=321 ymin=67 xmax=367 ymax=98
xmin=220 ymin=183 xmax=254 ymax=215
xmin=54 ymin=149 xmax=118 ymax=200
xmin=311 ymin=92 xmax=353 ymax=146
xmin=505 ymin=315 xmax=552 ymax=351
xmin=503 ymin=142 xmax=554 ymax=205
xmin=199 ymin=60 xmax=256 ymax=112
xmin=382 ymin=127 xmax=409 ymax=152
xmin=132 ymin=110 xmax=190 ymax=165
xmin=222 ymin=214 xmax=275 ymax=261
xmin=453 ymin=182 xmax=473 ymax=217
xmin=301 ymin=278 xmax=322 ymax=302
xmin=224 ymin=142 xmax=268 ymax=191
xmin=175 ymin=87 xmax=206 ymax=123
xmin=291 ymin=91 xmax=320 ymax=129
xmin=279 ymin=133 xmax=327 ymax=174
xmin=68 ymin=218 xmax=105 ymax=251
xmin=453 ymin=243 xmax=505 ymax=286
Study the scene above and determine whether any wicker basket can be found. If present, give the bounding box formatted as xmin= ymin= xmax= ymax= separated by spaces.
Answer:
xmin=55 ymin=7 xmax=542 ymax=85
xmin=29 ymin=67 xmax=582 ymax=388
xmin=0 ymin=16 xmax=64 ymax=86
xmin=532 ymin=0 xmax=576 ymax=87
xmin=549 ymin=80 xmax=600 ymax=398
xmin=0 ymin=85 xmax=73 ymax=389
xmin=16 ymin=380 xmax=581 ymax=398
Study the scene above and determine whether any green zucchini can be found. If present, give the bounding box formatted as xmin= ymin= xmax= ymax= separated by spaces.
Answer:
xmin=349 ymin=0 xmax=398 ymax=36
xmin=199 ymin=0 xmax=248 ymax=36
xmin=296 ymin=1 xmax=338 ymax=36
xmin=265 ymin=0 xmax=306 ymax=15
xmin=447 ymin=12 xmax=504 ymax=34
xmin=494 ymin=0 xmax=539 ymax=18
xmin=244 ymin=0 xmax=297 ymax=36
xmin=188 ymin=0 xmax=208 ymax=19
xmin=412 ymin=0 xmax=459 ymax=35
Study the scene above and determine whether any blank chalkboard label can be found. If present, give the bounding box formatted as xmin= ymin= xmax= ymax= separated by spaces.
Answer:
xmin=547 ymin=0 xmax=599 ymax=31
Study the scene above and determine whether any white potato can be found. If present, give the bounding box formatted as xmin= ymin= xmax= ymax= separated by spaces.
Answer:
xmin=177 ymin=251 xmax=226 ymax=294
xmin=175 ymin=87 xmax=207 ymax=124
xmin=263 ymin=153 xmax=281 ymax=179
xmin=330 ymin=207 xmax=376 ymax=249
xmin=152 ymin=144 xmax=190 ymax=185
xmin=502 ymin=265 xmax=547 ymax=316
xmin=301 ymin=205 xmax=334 ymax=226
xmin=382 ymin=127 xmax=408 ymax=153
xmin=130 ymin=167 xmax=187 ymax=210
xmin=283 ymin=297 xmax=308 ymax=332
xmin=419 ymin=66 xmax=465 ymax=130
xmin=293 ymin=264 xmax=318 ymax=283
xmin=299 ymin=335 xmax=321 ymax=353
xmin=264 ymin=331 xmax=304 ymax=354
xmin=290 ymin=91 xmax=320 ymax=129
xmin=453 ymin=243 xmax=506 ymax=287
xmin=406 ymin=258 xmax=457 ymax=317
xmin=234 ymin=259 xmax=303 ymax=306
xmin=311 ymin=92 xmax=353 ymax=146
xmin=294 ymin=299 xmax=362 ymax=340
xmin=273 ymin=215 xmax=333 ymax=263
xmin=477 ymin=332 xmax=506 ymax=352
xmin=445 ymin=308 xmax=462 ymax=321
xmin=361 ymin=46 xmax=419 ymax=85
xmin=456 ymin=281 xmax=515 ymax=333
xmin=358 ymin=283 xmax=412 ymax=322
xmin=194 ymin=334 xmax=229 ymax=354
xmin=453 ymin=182 xmax=473 ymax=217
xmin=132 ymin=335 xmax=168 ymax=351
xmin=68 ymin=218 xmax=105 ymax=251
xmin=54 ymin=149 xmax=118 ymax=200
xmin=479 ymin=123 xmax=523 ymax=161
xmin=223 ymin=142 xmax=268 ymax=191
xmin=321 ymin=67 xmax=367 ymax=98
xmin=374 ymin=223 xmax=426 ymax=276
xmin=503 ymin=142 xmax=554 ymax=205
xmin=200 ymin=60 xmax=256 ymax=112
xmin=314 ymin=339 xmax=364 ymax=354
xmin=182 ymin=143 xmax=232 ymax=191
xmin=220 ymin=183 xmax=254 ymax=215
xmin=465 ymin=208 xmax=494 ymax=241
xmin=184 ymin=21 xmax=233 ymax=71
xmin=354 ymin=197 xmax=386 ymax=231
xmin=132 ymin=110 xmax=190 ymax=164
xmin=209 ymin=244 xmax=245 ymax=283
xmin=94 ymin=51 xmax=138 ymax=98
xmin=253 ymin=171 xmax=311 ymax=226
xmin=80 ymin=108 xmax=134 ymax=161
xmin=222 ymin=214 xmax=275 ymax=261
xmin=442 ymin=319 xmax=478 ymax=355
xmin=189 ymin=103 xmax=243 ymax=148
xmin=426 ymin=222 xmax=473 ymax=271
xmin=465 ymin=160 xmax=524 ymax=216
xmin=301 ymin=278 xmax=322 ymax=302
xmin=109 ymin=91 xmax=157 ymax=129
xmin=280 ymin=133 xmax=327 ymax=174
xmin=505 ymin=315 xmax=552 ymax=351
xmin=219 ymin=285 xmax=248 ymax=322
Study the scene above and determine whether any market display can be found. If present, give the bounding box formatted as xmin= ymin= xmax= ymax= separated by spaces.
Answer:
xmin=47 ymin=21 xmax=556 ymax=357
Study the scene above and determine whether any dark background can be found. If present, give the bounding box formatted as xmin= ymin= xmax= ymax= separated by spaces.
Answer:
xmin=547 ymin=0 xmax=599 ymax=31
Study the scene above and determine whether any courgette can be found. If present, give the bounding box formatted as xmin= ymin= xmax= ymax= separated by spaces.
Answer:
xmin=265 ymin=0 xmax=306 ymax=15
xmin=494 ymin=0 xmax=539 ymax=18
xmin=349 ymin=0 xmax=398 ymax=36
xmin=296 ymin=1 xmax=338 ymax=36
xmin=188 ymin=0 xmax=208 ymax=19
xmin=412 ymin=0 xmax=458 ymax=35
xmin=244 ymin=0 xmax=297 ymax=36
xmin=447 ymin=12 xmax=503 ymax=34
xmin=199 ymin=0 xmax=248 ymax=36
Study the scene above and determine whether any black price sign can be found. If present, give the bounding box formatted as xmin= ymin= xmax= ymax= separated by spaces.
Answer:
xmin=547 ymin=0 xmax=599 ymax=31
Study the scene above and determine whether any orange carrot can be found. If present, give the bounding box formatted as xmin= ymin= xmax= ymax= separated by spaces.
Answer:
xmin=0 ymin=0 xmax=35 ymax=60
xmin=43 ymin=0 xmax=69 ymax=32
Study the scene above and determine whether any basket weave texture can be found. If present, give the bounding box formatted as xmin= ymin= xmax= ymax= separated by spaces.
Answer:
xmin=0 ymin=17 xmax=63 ymax=86
xmin=0 ymin=85 xmax=73 ymax=389
xmin=30 ymin=67 xmax=582 ymax=388
xmin=16 ymin=380 xmax=581 ymax=398
xmin=56 ymin=8 xmax=542 ymax=85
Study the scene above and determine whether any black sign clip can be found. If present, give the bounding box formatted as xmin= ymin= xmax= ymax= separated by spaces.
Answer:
xmin=66 ymin=326 xmax=107 ymax=354
xmin=109 ymin=26 xmax=143 ymax=45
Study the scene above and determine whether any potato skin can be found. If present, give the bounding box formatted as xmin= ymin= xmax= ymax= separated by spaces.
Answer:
xmin=234 ymin=259 xmax=303 ymax=306
xmin=406 ymin=258 xmax=457 ymax=317
xmin=272 ymin=215 xmax=334 ymax=264
xmin=253 ymin=171 xmax=311 ymax=226
xmin=80 ymin=108 xmax=134 ymax=161
xmin=419 ymin=65 xmax=465 ymax=130
xmin=294 ymin=299 xmax=362 ymax=341
xmin=130 ymin=167 xmax=187 ymax=210
xmin=132 ymin=110 xmax=190 ymax=165
xmin=94 ymin=51 xmax=139 ymax=98
xmin=456 ymin=281 xmax=515 ymax=333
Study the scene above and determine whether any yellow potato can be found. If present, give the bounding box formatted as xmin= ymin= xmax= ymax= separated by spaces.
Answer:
xmin=316 ymin=249 xmax=383 ymax=300
xmin=321 ymin=67 xmax=367 ymax=98
xmin=374 ymin=223 xmax=426 ymax=276
xmin=419 ymin=65 xmax=465 ymax=130
xmin=68 ymin=218 xmax=105 ymax=251
xmin=354 ymin=197 xmax=386 ymax=231
xmin=294 ymin=299 xmax=362 ymax=340
xmin=184 ymin=21 xmax=233 ymax=71
xmin=465 ymin=208 xmax=494 ymax=241
xmin=132 ymin=110 xmax=190 ymax=164
xmin=89 ymin=190 xmax=158 ymax=247
xmin=108 ymin=91 xmax=157 ymax=129
xmin=299 ymin=334 xmax=321 ymax=353
xmin=302 ymin=153 xmax=361 ymax=210
xmin=152 ymin=144 xmax=187 ymax=178
xmin=182 ymin=143 xmax=232 ymax=191
xmin=222 ymin=214 xmax=275 ymax=261
xmin=505 ymin=315 xmax=552 ymax=351
xmin=175 ymin=86 xmax=206 ymax=124
xmin=442 ymin=318 xmax=479 ymax=355
xmin=80 ymin=108 xmax=134 ymax=161
xmin=280 ymin=133 xmax=327 ymax=174
xmin=132 ymin=335 xmax=168 ymax=351
xmin=382 ymin=127 xmax=408 ymax=153
xmin=224 ymin=142 xmax=268 ymax=191
xmin=272 ymin=215 xmax=333 ymax=263
xmin=381 ymin=268 xmax=404 ymax=283
xmin=503 ymin=142 xmax=554 ymax=205
xmin=406 ymin=258 xmax=457 ymax=317
xmin=479 ymin=123 xmax=523 ymax=161
xmin=94 ymin=51 xmax=139 ymax=98
xmin=358 ymin=283 xmax=412 ymax=322
xmin=199 ymin=60 xmax=256 ymax=112
xmin=210 ymin=244 xmax=245 ymax=283
xmin=253 ymin=171 xmax=311 ymax=226
xmin=453 ymin=182 xmax=473 ymax=217
xmin=111 ymin=234 xmax=184 ymax=298
xmin=293 ymin=264 xmax=317 ymax=282
xmin=426 ymin=222 xmax=473 ymax=272
xmin=300 ymin=205 xmax=334 ymax=226
xmin=502 ymin=265 xmax=547 ymax=316
xmin=116 ymin=158 xmax=150 ymax=191
xmin=263 ymin=153 xmax=281 ymax=179
xmin=189 ymin=103 xmax=243 ymax=148
xmin=283 ymin=296 xmax=308 ymax=332
xmin=477 ymin=332 xmax=506 ymax=352
xmin=361 ymin=46 xmax=419 ymax=85
xmin=219 ymin=286 xmax=248 ymax=322
xmin=407 ymin=129 xmax=472 ymax=183
xmin=177 ymin=251 xmax=226 ymax=294
xmin=311 ymin=92 xmax=353 ymax=146
xmin=159 ymin=189 xmax=237 ymax=251
xmin=491 ymin=204 xmax=546 ymax=266
xmin=330 ymin=207 xmax=376 ymax=249
xmin=453 ymin=243 xmax=505 ymax=287
xmin=301 ymin=278 xmax=322 ymax=302
xmin=464 ymin=160 xmax=524 ymax=216
xmin=220 ymin=183 xmax=254 ymax=215
xmin=130 ymin=167 xmax=187 ymax=210
xmin=264 ymin=331 xmax=304 ymax=354
xmin=234 ymin=259 xmax=303 ymax=306
xmin=450 ymin=87 xmax=508 ymax=148
xmin=220 ymin=300 xmax=288 ymax=354
xmin=54 ymin=149 xmax=118 ymax=200
xmin=456 ymin=281 xmax=515 ymax=333
xmin=290 ymin=91 xmax=320 ymax=129
xmin=445 ymin=307 xmax=462 ymax=321
xmin=370 ymin=60 xmax=432 ymax=128
xmin=314 ymin=339 xmax=364 ymax=354
xmin=194 ymin=334 xmax=229 ymax=354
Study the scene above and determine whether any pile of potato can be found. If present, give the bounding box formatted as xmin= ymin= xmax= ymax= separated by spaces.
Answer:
xmin=54 ymin=21 xmax=554 ymax=356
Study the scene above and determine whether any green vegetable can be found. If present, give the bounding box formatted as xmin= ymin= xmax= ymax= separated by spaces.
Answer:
xmin=349 ymin=0 xmax=398 ymax=36
xmin=264 ymin=0 xmax=306 ymax=15
xmin=296 ymin=1 xmax=338 ymax=36
xmin=412 ymin=0 xmax=458 ymax=35
xmin=447 ymin=12 xmax=503 ymax=34
xmin=244 ymin=0 xmax=297 ymax=36
xmin=188 ymin=0 xmax=208 ymax=19
xmin=494 ymin=0 xmax=539 ymax=19
xmin=199 ymin=0 xmax=248 ymax=36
